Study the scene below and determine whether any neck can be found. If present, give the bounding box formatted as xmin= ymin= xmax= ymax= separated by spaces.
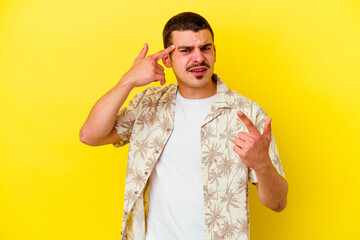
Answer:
xmin=177 ymin=79 xmax=217 ymax=99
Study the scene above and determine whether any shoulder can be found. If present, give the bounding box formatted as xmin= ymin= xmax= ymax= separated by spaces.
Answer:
xmin=215 ymin=75 xmax=256 ymax=109
xmin=217 ymin=79 xmax=266 ymax=122
xmin=221 ymin=83 xmax=264 ymax=114
xmin=231 ymin=91 xmax=268 ymax=129
xmin=141 ymin=83 xmax=177 ymax=98
xmin=129 ymin=83 xmax=177 ymax=108
xmin=237 ymin=92 xmax=266 ymax=118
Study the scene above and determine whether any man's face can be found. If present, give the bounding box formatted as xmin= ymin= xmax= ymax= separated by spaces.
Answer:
xmin=163 ymin=29 xmax=216 ymax=93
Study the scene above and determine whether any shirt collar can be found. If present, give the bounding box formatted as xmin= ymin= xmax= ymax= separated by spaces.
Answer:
xmin=212 ymin=74 xmax=237 ymax=109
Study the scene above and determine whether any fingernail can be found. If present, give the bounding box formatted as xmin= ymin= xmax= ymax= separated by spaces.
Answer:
xmin=171 ymin=44 xmax=175 ymax=48
xmin=238 ymin=111 xmax=243 ymax=116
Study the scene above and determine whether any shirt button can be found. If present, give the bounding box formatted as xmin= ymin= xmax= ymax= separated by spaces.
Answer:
xmin=156 ymin=150 xmax=159 ymax=153
xmin=135 ymin=191 xmax=138 ymax=194
xmin=166 ymin=128 xmax=170 ymax=132
xmin=144 ymin=171 xmax=148 ymax=175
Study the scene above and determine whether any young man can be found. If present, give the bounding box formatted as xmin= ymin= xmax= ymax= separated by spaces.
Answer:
xmin=80 ymin=12 xmax=288 ymax=240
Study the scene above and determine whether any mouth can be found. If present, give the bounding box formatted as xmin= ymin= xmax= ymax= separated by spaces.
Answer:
xmin=188 ymin=67 xmax=207 ymax=76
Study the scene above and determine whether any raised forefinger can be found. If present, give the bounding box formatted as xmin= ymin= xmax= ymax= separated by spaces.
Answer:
xmin=150 ymin=45 xmax=176 ymax=61
xmin=237 ymin=111 xmax=260 ymax=135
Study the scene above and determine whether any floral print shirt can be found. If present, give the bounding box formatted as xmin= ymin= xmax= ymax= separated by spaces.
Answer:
xmin=113 ymin=75 xmax=285 ymax=240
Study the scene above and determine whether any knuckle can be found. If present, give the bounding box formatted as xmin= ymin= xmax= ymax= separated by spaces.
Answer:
xmin=233 ymin=145 xmax=240 ymax=153
xmin=242 ymin=150 xmax=248 ymax=156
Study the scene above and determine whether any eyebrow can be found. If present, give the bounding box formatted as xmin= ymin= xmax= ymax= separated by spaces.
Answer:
xmin=177 ymin=43 xmax=213 ymax=50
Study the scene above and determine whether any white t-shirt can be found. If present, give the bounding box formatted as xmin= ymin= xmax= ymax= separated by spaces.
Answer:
xmin=145 ymin=91 xmax=216 ymax=240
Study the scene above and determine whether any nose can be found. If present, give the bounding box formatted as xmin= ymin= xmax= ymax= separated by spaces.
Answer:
xmin=192 ymin=48 xmax=204 ymax=63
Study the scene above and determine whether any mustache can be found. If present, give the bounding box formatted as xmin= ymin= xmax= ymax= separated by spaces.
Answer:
xmin=186 ymin=61 xmax=210 ymax=71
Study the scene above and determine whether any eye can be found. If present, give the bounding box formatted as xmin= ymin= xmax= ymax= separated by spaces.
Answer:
xmin=202 ymin=47 xmax=211 ymax=51
xmin=180 ymin=49 xmax=190 ymax=53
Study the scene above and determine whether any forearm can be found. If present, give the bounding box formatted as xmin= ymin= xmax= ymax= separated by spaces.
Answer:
xmin=79 ymin=77 xmax=134 ymax=145
xmin=80 ymin=44 xmax=175 ymax=146
xmin=255 ymin=159 xmax=288 ymax=212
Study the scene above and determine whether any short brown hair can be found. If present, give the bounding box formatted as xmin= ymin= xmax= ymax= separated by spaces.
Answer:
xmin=163 ymin=12 xmax=214 ymax=48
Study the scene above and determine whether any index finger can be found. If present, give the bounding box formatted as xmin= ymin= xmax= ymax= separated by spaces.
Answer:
xmin=237 ymin=111 xmax=259 ymax=135
xmin=150 ymin=45 xmax=176 ymax=61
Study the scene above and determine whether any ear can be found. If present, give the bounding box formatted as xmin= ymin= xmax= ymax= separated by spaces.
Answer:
xmin=162 ymin=54 xmax=172 ymax=68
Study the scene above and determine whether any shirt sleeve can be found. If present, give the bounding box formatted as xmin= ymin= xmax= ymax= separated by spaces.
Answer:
xmin=112 ymin=90 xmax=147 ymax=148
xmin=248 ymin=103 xmax=285 ymax=184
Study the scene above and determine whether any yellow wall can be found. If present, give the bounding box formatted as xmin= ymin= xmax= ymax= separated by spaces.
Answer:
xmin=1 ymin=0 xmax=359 ymax=239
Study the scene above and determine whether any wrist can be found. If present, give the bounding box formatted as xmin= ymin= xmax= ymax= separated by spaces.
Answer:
xmin=117 ymin=75 xmax=136 ymax=91
xmin=253 ymin=157 xmax=275 ymax=175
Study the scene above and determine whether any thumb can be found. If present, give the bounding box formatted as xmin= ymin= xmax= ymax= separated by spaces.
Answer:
xmin=263 ymin=118 xmax=272 ymax=140
xmin=135 ymin=43 xmax=148 ymax=60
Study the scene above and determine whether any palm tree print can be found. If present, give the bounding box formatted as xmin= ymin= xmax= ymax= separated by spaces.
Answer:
xmin=133 ymin=140 xmax=150 ymax=159
xmin=205 ymin=204 xmax=225 ymax=230
xmin=218 ymin=219 xmax=237 ymax=239
xmin=236 ymin=176 xmax=247 ymax=194
xmin=221 ymin=189 xmax=240 ymax=213
xmin=128 ymin=168 xmax=147 ymax=189
xmin=112 ymin=75 xmax=285 ymax=240
xmin=236 ymin=218 xmax=249 ymax=238
xmin=204 ymin=186 xmax=216 ymax=205
xmin=217 ymin=156 xmax=235 ymax=177
xmin=203 ymin=142 xmax=223 ymax=169
xmin=155 ymin=115 xmax=172 ymax=134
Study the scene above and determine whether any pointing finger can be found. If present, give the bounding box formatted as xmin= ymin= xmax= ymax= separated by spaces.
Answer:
xmin=135 ymin=43 xmax=148 ymax=60
xmin=237 ymin=111 xmax=259 ymax=135
xmin=262 ymin=118 xmax=272 ymax=140
xmin=151 ymin=45 xmax=176 ymax=61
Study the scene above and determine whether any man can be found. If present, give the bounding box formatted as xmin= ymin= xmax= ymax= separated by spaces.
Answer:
xmin=80 ymin=12 xmax=288 ymax=240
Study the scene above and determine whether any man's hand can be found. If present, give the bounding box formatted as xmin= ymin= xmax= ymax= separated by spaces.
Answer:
xmin=80 ymin=44 xmax=175 ymax=147
xmin=233 ymin=111 xmax=288 ymax=212
xmin=233 ymin=111 xmax=273 ymax=171
xmin=121 ymin=43 xmax=175 ymax=88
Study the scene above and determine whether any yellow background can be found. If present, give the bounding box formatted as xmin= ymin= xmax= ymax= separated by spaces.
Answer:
xmin=1 ymin=0 xmax=359 ymax=239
